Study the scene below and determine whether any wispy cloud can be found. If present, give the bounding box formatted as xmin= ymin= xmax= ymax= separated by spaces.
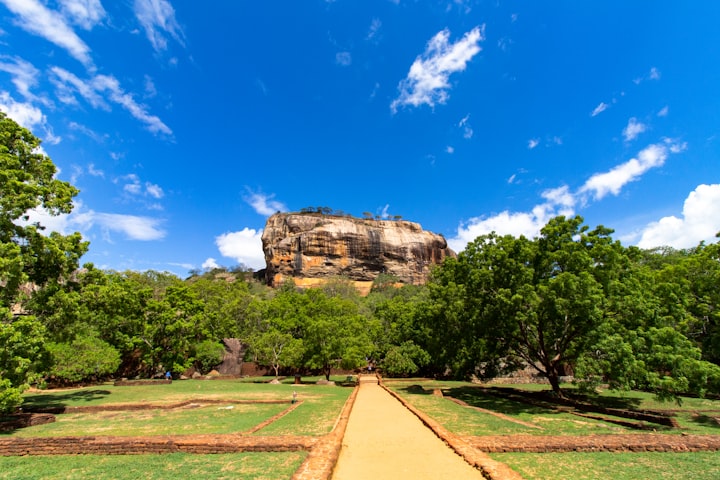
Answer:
xmin=528 ymin=138 xmax=539 ymax=149
xmin=23 ymin=202 xmax=166 ymax=241
xmin=58 ymin=0 xmax=106 ymax=30
xmin=94 ymin=212 xmax=166 ymax=240
xmin=133 ymin=0 xmax=185 ymax=53
xmin=657 ymin=105 xmax=669 ymax=117
xmin=580 ymin=140 xmax=684 ymax=201
xmin=591 ymin=102 xmax=609 ymax=117
xmin=391 ymin=26 xmax=484 ymax=113
xmin=120 ymin=174 xmax=164 ymax=200
xmin=244 ymin=190 xmax=287 ymax=216
xmin=0 ymin=55 xmax=50 ymax=105
xmin=623 ymin=117 xmax=647 ymax=142
xmin=335 ymin=51 xmax=352 ymax=67
xmin=215 ymin=227 xmax=265 ymax=270
xmin=636 ymin=183 xmax=720 ymax=249
xmin=459 ymin=114 xmax=473 ymax=139
xmin=0 ymin=91 xmax=57 ymax=143
xmin=50 ymin=67 xmax=172 ymax=135
xmin=633 ymin=66 xmax=661 ymax=85
xmin=367 ymin=18 xmax=382 ymax=41
xmin=448 ymin=140 xmax=686 ymax=252
xmin=0 ymin=0 xmax=93 ymax=67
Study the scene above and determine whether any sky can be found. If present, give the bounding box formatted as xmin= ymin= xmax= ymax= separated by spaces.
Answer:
xmin=1 ymin=1 xmax=720 ymax=277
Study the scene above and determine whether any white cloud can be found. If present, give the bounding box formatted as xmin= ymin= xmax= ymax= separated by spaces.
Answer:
xmin=634 ymin=67 xmax=661 ymax=85
xmin=120 ymin=174 xmax=164 ymax=200
xmin=0 ymin=0 xmax=93 ymax=67
xmin=591 ymin=102 xmax=609 ymax=117
xmin=0 ymin=55 xmax=49 ymax=104
xmin=21 ymin=202 xmax=165 ymax=241
xmin=202 ymin=257 xmax=220 ymax=270
xmin=391 ymin=26 xmax=484 ymax=113
xmin=657 ymin=105 xmax=669 ymax=117
xmin=0 ymin=91 xmax=45 ymax=130
xmin=446 ymin=145 xmax=454 ymax=154
xmin=93 ymin=212 xmax=166 ymax=240
xmin=637 ymin=184 xmax=720 ymax=249
xmin=367 ymin=18 xmax=381 ymax=41
xmin=528 ymin=138 xmax=539 ymax=149
xmin=58 ymin=0 xmax=106 ymax=30
xmin=336 ymin=51 xmax=352 ymax=66
xmin=68 ymin=121 xmax=107 ymax=143
xmin=623 ymin=117 xmax=647 ymax=142
xmin=87 ymin=163 xmax=104 ymax=177
xmin=145 ymin=182 xmax=163 ymax=199
xmin=459 ymin=114 xmax=473 ymax=139
xmin=50 ymin=67 xmax=108 ymax=108
xmin=448 ymin=187 xmax=576 ymax=252
xmin=244 ymin=191 xmax=287 ymax=216
xmin=449 ymin=140 xmax=687 ymax=252
xmin=580 ymin=141 xmax=683 ymax=201
xmin=50 ymin=68 xmax=172 ymax=135
xmin=133 ymin=0 xmax=185 ymax=53
xmin=215 ymin=228 xmax=266 ymax=270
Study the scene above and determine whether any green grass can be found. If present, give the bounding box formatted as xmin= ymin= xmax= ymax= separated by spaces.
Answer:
xmin=11 ymin=378 xmax=352 ymax=438
xmin=383 ymin=380 xmax=720 ymax=436
xmin=492 ymin=451 xmax=720 ymax=480
xmin=10 ymin=403 xmax=288 ymax=437
xmin=0 ymin=452 xmax=306 ymax=480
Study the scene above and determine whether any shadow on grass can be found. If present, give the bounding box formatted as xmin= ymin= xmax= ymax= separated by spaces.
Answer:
xmin=21 ymin=389 xmax=111 ymax=411
xmin=690 ymin=414 xmax=720 ymax=429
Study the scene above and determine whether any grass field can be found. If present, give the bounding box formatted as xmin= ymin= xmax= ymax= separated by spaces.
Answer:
xmin=0 ymin=452 xmax=306 ymax=480
xmin=0 ymin=377 xmax=352 ymax=479
xmin=15 ymin=377 xmax=353 ymax=437
xmin=492 ymin=451 xmax=720 ymax=480
xmin=384 ymin=379 xmax=720 ymax=435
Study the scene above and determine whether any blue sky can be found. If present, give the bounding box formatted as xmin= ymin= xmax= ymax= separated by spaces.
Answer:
xmin=2 ymin=1 xmax=719 ymax=277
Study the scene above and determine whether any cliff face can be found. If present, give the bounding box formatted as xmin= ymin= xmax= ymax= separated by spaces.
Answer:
xmin=261 ymin=213 xmax=455 ymax=291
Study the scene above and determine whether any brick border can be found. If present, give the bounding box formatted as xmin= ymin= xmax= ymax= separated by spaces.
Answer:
xmin=291 ymin=382 xmax=359 ymax=480
xmin=463 ymin=434 xmax=720 ymax=453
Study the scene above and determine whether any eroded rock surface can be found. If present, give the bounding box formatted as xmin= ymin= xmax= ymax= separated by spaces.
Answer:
xmin=261 ymin=213 xmax=455 ymax=291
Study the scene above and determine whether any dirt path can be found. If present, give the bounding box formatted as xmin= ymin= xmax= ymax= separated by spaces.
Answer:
xmin=331 ymin=375 xmax=486 ymax=480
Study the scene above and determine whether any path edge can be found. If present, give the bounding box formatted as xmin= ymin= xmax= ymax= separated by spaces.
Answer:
xmin=379 ymin=378 xmax=524 ymax=480
xmin=291 ymin=384 xmax=360 ymax=480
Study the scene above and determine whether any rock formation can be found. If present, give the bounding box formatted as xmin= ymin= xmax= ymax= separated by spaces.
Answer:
xmin=261 ymin=212 xmax=455 ymax=293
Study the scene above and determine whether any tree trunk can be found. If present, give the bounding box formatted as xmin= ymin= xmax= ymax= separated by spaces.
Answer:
xmin=546 ymin=369 xmax=563 ymax=397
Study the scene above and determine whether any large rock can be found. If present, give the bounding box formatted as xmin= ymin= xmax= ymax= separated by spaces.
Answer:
xmin=261 ymin=212 xmax=455 ymax=293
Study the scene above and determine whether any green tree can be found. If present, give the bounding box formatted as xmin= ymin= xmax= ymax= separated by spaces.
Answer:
xmin=46 ymin=332 xmax=121 ymax=384
xmin=0 ymin=112 xmax=87 ymax=411
xmin=251 ymin=329 xmax=303 ymax=378
xmin=429 ymin=216 xmax=618 ymax=395
xmin=301 ymin=289 xmax=373 ymax=380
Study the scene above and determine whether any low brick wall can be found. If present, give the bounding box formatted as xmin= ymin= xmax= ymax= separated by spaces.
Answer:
xmin=292 ymin=383 xmax=359 ymax=480
xmin=464 ymin=434 xmax=720 ymax=453
xmin=0 ymin=435 xmax=317 ymax=456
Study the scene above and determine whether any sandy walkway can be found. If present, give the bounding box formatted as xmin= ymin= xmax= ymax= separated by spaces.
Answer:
xmin=331 ymin=376 xmax=485 ymax=480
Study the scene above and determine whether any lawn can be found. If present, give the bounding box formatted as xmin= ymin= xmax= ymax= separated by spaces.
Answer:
xmin=384 ymin=379 xmax=720 ymax=436
xmin=492 ymin=451 xmax=720 ymax=480
xmin=0 ymin=452 xmax=306 ymax=480
xmin=15 ymin=377 xmax=352 ymax=437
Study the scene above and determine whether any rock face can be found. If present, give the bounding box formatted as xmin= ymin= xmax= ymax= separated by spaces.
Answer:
xmin=262 ymin=212 xmax=455 ymax=292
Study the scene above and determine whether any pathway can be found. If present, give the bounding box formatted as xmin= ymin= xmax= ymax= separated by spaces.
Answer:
xmin=331 ymin=375 xmax=487 ymax=480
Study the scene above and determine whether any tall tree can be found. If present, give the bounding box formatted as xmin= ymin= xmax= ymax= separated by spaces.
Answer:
xmin=428 ymin=216 xmax=616 ymax=395
xmin=0 ymin=112 xmax=87 ymax=411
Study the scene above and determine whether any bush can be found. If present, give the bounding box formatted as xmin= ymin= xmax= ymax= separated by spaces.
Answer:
xmin=193 ymin=340 xmax=225 ymax=373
